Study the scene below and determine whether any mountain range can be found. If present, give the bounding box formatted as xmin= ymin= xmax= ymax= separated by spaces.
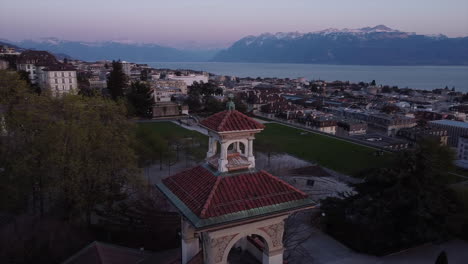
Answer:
xmin=1 ymin=38 xmax=218 ymax=62
xmin=213 ymin=25 xmax=468 ymax=65
xmin=2 ymin=26 xmax=468 ymax=65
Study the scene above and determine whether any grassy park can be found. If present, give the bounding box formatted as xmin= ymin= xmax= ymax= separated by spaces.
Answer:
xmin=140 ymin=121 xmax=392 ymax=176
xmin=255 ymin=123 xmax=393 ymax=176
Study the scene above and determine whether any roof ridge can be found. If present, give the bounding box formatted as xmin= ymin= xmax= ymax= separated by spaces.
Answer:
xmin=200 ymin=176 xmax=222 ymax=218
xmin=216 ymin=110 xmax=232 ymax=131
xmin=259 ymin=170 xmax=308 ymax=197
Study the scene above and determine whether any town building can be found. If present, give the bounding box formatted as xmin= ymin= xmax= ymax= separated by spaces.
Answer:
xmin=337 ymin=119 xmax=368 ymax=136
xmin=456 ymin=136 xmax=468 ymax=169
xmin=397 ymin=126 xmax=448 ymax=146
xmin=38 ymin=64 xmax=78 ymax=96
xmin=16 ymin=50 xmax=78 ymax=95
xmin=167 ymin=73 xmax=209 ymax=86
xmin=16 ymin=50 xmax=58 ymax=84
xmin=327 ymin=107 xmax=416 ymax=136
xmin=152 ymin=102 xmax=188 ymax=118
xmin=157 ymin=102 xmax=315 ymax=264
xmin=152 ymin=79 xmax=188 ymax=94
xmin=430 ymin=120 xmax=468 ymax=147
xmin=308 ymin=118 xmax=337 ymax=135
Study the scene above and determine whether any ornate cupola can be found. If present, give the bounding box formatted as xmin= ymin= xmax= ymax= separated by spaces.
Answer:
xmin=157 ymin=96 xmax=315 ymax=264
xmin=199 ymin=95 xmax=265 ymax=173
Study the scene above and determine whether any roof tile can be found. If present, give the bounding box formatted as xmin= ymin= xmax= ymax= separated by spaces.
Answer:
xmin=162 ymin=166 xmax=308 ymax=219
xmin=199 ymin=110 xmax=265 ymax=132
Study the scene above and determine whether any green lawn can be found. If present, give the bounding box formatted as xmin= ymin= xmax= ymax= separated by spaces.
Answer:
xmin=255 ymin=123 xmax=393 ymax=176
xmin=139 ymin=121 xmax=392 ymax=176
xmin=138 ymin=121 xmax=207 ymax=142
xmin=137 ymin=122 xmax=208 ymax=160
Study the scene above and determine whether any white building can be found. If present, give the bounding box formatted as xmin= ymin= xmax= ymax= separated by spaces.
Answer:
xmin=17 ymin=50 xmax=58 ymax=84
xmin=153 ymin=88 xmax=183 ymax=102
xmin=167 ymin=73 xmax=209 ymax=86
xmin=121 ymin=61 xmax=132 ymax=76
xmin=38 ymin=64 xmax=78 ymax=96
xmin=16 ymin=50 xmax=77 ymax=96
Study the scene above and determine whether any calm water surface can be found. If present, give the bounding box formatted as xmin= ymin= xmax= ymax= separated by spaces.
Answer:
xmin=143 ymin=62 xmax=468 ymax=92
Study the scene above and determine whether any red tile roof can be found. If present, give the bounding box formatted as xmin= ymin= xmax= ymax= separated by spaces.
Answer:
xmin=199 ymin=110 xmax=265 ymax=132
xmin=162 ymin=166 xmax=307 ymax=219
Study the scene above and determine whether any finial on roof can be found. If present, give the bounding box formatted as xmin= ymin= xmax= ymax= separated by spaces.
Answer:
xmin=226 ymin=94 xmax=235 ymax=111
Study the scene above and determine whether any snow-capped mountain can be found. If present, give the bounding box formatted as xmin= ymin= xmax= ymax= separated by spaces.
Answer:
xmin=213 ymin=25 xmax=468 ymax=65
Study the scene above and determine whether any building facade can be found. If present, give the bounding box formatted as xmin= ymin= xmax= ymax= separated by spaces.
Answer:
xmin=38 ymin=64 xmax=78 ymax=96
xmin=17 ymin=50 xmax=77 ymax=96
xmin=430 ymin=120 xmax=468 ymax=147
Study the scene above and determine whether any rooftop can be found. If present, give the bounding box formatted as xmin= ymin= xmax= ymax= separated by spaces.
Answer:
xmin=199 ymin=110 xmax=265 ymax=132
xmin=431 ymin=119 xmax=468 ymax=129
xmin=157 ymin=164 xmax=314 ymax=229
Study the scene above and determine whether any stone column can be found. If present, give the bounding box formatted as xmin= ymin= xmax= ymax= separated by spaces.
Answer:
xmin=263 ymin=248 xmax=284 ymax=264
xmin=247 ymin=138 xmax=255 ymax=168
xmin=181 ymin=219 xmax=200 ymax=264
xmin=218 ymin=141 xmax=229 ymax=172
xmin=206 ymin=137 xmax=214 ymax=158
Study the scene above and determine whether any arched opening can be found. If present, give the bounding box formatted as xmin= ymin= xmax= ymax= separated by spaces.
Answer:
xmin=227 ymin=234 xmax=268 ymax=264
xmin=227 ymin=141 xmax=246 ymax=155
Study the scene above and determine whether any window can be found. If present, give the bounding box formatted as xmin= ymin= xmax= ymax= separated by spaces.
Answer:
xmin=54 ymin=79 xmax=58 ymax=83
xmin=54 ymin=72 xmax=57 ymax=77
xmin=69 ymin=78 xmax=72 ymax=83
xmin=68 ymin=72 xmax=72 ymax=77
xmin=69 ymin=85 xmax=73 ymax=89
xmin=306 ymin=180 xmax=315 ymax=186
xmin=61 ymin=72 xmax=64 ymax=77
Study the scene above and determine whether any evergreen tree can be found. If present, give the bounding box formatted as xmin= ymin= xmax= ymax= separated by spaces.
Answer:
xmin=321 ymin=139 xmax=459 ymax=255
xmin=127 ymin=81 xmax=155 ymax=118
xmin=107 ymin=60 xmax=128 ymax=100
xmin=435 ymin=251 xmax=448 ymax=264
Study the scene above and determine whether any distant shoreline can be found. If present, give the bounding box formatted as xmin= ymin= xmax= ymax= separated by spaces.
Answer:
xmin=141 ymin=62 xmax=468 ymax=91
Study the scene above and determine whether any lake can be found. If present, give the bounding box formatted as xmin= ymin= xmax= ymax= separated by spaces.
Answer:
xmin=143 ymin=62 xmax=468 ymax=92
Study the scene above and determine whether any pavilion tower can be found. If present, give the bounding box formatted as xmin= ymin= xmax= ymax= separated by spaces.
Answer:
xmin=201 ymin=96 xmax=264 ymax=173
xmin=157 ymin=98 xmax=315 ymax=264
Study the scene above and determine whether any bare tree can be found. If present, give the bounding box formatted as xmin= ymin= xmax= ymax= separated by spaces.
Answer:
xmin=283 ymin=211 xmax=316 ymax=263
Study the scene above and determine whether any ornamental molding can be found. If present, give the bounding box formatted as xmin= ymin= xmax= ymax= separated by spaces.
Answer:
xmin=210 ymin=233 xmax=238 ymax=263
xmin=259 ymin=222 xmax=284 ymax=248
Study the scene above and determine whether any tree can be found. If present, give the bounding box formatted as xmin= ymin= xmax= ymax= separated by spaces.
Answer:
xmin=435 ymin=251 xmax=448 ymax=264
xmin=321 ymin=139 xmax=459 ymax=255
xmin=204 ymin=96 xmax=224 ymax=114
xmin=370 ymin=80 xmax=376 ymax=86
xmin=127 ymin=81 xmax=155 ymax=118
xmin=233 ymin=97 xmax=247 ymax=113
xmin=107 ymin=60 xmax=128 ymax=100
xmin=381 ymin=86 xmax=392 ymax=93
xmin=381 ymin=104 xmax=400 ymax=114
xmin=186 ymin=81 xmax=225 ymax=113
xmin=77 ymin=72 xmax=97 ymax=97
xmin=140 ymin=69 xmax=149 ymax=81
xmin=2 ymin=88 xmax=142 ymax=223
xmin=0 ymin=70 xmax=30 ymax=105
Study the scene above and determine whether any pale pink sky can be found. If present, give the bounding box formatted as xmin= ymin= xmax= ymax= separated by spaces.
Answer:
xmin=1 ymin=0 xmax=468 ymax=48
